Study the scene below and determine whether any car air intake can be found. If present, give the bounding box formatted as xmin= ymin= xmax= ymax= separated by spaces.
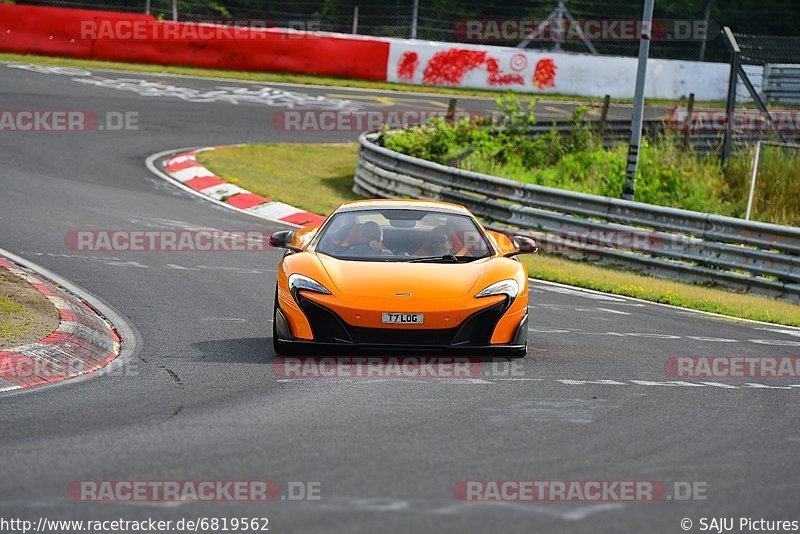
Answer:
xmin=298 ymin=296 xmax=506 ymax=347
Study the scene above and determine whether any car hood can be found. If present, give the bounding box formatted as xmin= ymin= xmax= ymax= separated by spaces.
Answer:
xmin=317 ymin=254 xmax=490 ymax=299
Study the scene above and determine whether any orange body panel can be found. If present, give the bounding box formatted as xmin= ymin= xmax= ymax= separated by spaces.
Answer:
xmin=275 ymin=200 xmax=530 ymax=345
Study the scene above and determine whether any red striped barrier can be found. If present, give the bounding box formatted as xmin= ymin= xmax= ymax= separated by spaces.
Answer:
xmin=0 ymin=4 xmax=734 ymax=98
xmin=0 ymin=5 xmax=389 ymax=80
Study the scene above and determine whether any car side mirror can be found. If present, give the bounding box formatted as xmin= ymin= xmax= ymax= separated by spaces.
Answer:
xmin=269 ymin=230 xmax=302 ymax=252
xmin=504 ymin=235 xmax=538 ymax=257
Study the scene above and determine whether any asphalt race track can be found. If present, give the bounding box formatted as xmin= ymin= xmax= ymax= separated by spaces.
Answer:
xmin=1 ymin=62 xmax=799 ymax=533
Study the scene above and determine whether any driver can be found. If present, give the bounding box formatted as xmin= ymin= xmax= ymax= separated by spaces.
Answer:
xmin=348 ymin=221 xmax=389 ymax=256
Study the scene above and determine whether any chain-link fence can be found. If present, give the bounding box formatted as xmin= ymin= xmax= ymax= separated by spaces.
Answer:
xmin=13 ymin=0 xmax=800 ymax=63
xmin=735 ymin=34 xmax=800 ymax=66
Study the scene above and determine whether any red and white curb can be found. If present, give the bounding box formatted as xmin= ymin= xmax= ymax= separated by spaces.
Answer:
xmin=161 ymin=148 xmax=326 ymax=227
xmin=0 ymin=258 xmax=121 ymax=392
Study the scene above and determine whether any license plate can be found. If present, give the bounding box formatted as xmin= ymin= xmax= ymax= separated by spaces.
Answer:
xmin=381 ymin=312 xmax=424 ymax=324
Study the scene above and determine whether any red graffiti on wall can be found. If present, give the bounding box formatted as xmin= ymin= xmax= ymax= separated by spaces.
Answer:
xmin=395 ymin=48 xmax=555 ymax=89
xmin=397 ymin=51 xmax=419 ymax=82
xmin=532 ymin=58 xmax=557 ymax=89
xmin=416 ymin=49 xmax=523 ymax=87
xmin=422 ymin=49 xmax=485 ymax=85
xmin=485 ymin=57 xmax=524 ymax=86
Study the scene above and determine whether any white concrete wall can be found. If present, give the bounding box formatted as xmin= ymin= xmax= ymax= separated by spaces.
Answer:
xmin=385 ymin=39 xmax=757 ymax=101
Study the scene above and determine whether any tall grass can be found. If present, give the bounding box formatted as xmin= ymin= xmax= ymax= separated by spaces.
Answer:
xmin=382 ymin=93 xmax=800 ymax=226
xmin=723 ymin=145 xmax=800 ymax=227
xmin=459 ymin=137 xmax=736 ymax=215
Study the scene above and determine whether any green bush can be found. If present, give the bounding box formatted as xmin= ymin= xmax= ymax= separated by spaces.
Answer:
xmin=381 ymin=92 xmax=798 ymax=226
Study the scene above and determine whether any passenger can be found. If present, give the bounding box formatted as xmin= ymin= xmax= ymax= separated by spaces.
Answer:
xmin=414 ymin=225 xmax=453 ymax=256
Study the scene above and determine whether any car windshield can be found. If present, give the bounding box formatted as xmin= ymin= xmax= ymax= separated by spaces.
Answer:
xmin=314 ymin=208 xmax=494 ymax=262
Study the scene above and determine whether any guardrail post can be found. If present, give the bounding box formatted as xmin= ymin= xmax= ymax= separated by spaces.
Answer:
xmin=649 ymin=121 xmax=660 ymax=144
xmin=683 ymin=93 xmax=694 ymax=151
xmin=598 ymin=94 xmax=610 ymax=145
xmin=446 ymin=98 xmax=457 ymax=122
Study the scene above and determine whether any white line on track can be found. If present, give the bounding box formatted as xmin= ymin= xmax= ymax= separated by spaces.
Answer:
xmin=756 ymin=327 xmax=800 ymax=338
xmin=273 ymin=377 xmax=800 ymax=390
xmin=595 ymin=307 xmax=632 ymax=316
xmin=530 ymin=279 xmax=800 ymax=332
xmin=0 ymin=60 xmax=538 ymax=104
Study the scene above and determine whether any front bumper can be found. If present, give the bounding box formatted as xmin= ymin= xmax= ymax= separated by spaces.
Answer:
xmin=274 ymin=339 xmax=526 ymax=355
xmin=276 ymin=297 xmax=527 ymax=355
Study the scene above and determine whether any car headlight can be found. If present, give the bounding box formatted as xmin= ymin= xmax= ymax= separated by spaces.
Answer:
xmin=288 ymin=274 xmax=332 ymax=297
xmin=475 ymin=279 xmax=519 ymax=299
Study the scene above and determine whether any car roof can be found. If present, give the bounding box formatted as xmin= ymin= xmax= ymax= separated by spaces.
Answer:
xmin=334 ymin=199 xmax=473 ymax=216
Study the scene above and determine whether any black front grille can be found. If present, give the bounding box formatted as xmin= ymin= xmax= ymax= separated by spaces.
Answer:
xmin=452 ymin=301 xmax=508 ymax=346
xmin=348 ymin=326 xmax=456 ymax=346
xmin=297 ymin=296 xmax=508 ymax=347
xmin=297 ymin=295 xmax=352 ymax=343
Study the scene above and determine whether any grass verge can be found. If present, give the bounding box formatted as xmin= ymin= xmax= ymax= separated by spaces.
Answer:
xmin=0 ymin=52 xmax=719 ymax=107
xmin=0 ymin=267 xmax=61 ymax=349
xmin=200 ymin=142 xmax=800 ymax=327
xmin=521 ymin=255 xmax=800 ymax=327
xmin=198 ymin=143 xmax=360 ymax=215
xmin=0 ymin=295 xmax=26 ymax=341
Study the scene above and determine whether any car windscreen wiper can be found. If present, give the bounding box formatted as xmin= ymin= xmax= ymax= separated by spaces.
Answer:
xmin=407 ymin=254 xmax=482 ymax=263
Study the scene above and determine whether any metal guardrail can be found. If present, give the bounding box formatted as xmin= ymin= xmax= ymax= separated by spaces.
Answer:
xmin=764 ymin=64 xmax=800 ymax=104
xmin=519 ymin=119 xmax=800 ymax=153
xmin=354 ymin=131 xmax=800 ymax=302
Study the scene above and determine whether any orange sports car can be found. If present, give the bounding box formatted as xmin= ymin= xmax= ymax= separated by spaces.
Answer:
xmin=269 ymin=199 xmax=536 ymax=356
